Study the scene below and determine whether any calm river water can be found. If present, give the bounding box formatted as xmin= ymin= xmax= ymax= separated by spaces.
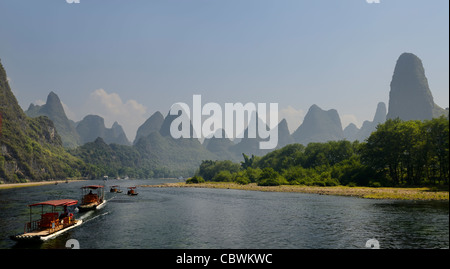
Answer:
xmin=0 ymin=179 xmax=448 ymax=249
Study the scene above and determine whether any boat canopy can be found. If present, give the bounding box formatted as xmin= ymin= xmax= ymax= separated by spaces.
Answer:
xmin=29 ymin=199 xmax=78 ymax=207
xmin=81 ymin=185 xmax=104 ymax=189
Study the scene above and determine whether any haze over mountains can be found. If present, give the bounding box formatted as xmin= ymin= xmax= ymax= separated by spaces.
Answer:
xmin=26 ymin=93 xmax=131 ymax=148
xmin=1 ymin=52 xmax=448 ymax=182
xmin=22 ymin=52 xmax=450 ymax=156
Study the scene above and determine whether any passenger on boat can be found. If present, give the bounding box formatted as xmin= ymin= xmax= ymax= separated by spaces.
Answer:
xmin=59 ymin=205 xmax=69 ymax=220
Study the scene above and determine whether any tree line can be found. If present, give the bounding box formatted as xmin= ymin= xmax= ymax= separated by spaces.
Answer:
xmin=192 ymin=116 xmax=449 ymax=187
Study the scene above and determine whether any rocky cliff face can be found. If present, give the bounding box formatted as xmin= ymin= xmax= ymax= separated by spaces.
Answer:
xmin=26 ymin=92 xmax=81 ymax=148
xmin=0 ymin=60 xmax=86 ymax=183
xmin=387 ymin=53 xmax=447 ymax=121
xmin=292 ymin=104 xmax=344 ymax=145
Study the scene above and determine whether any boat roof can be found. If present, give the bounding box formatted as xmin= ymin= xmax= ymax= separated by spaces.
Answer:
xmin=128 ymin=186 xmax=136 ymax=189
xmin=81 ymin=185 xmax=104 ymax=189
xmin=29 ymin=199 xmax=78 ymax=207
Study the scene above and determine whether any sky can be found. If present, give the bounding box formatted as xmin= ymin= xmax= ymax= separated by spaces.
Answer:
xmin=0 ymin=0 xmax=448 ymax=141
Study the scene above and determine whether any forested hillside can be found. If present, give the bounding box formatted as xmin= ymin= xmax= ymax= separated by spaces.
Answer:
xmin=0 ymin=60 xmax=90 ymax=183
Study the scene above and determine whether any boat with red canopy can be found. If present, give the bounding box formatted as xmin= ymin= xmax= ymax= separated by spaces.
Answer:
xmin=110 ymin=185 xmax=123 ymax=193
xmin=78 ymin=185 xmax=106 ymax=212
xmin=10 ymin=199 xmax=82 ymax=243
xmin=127 ymin=186 xmax=138 ymax=196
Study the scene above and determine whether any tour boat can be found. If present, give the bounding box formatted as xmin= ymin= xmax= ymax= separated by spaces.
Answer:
xmin=110 ymin=185 xmax=123 ymax=193
xmin=10 ymin=199 xmax=82 ymax=243
xmin=78 ymin=185 xmax=106 ymax=212
xmin=127 ymin=186 xmax=138 ymax=196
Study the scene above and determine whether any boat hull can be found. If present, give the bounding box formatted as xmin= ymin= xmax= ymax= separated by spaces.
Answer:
xmin=10 ymin=219 xmax=83 ymax=243
xmin=77 ymin=200 xmax=106 ymax=212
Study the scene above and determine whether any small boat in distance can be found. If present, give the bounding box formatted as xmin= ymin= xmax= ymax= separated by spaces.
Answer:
xmin=127 ymin=187 xmax=138 ymax=196
xmin=78 ymin=185 xmax=106 ymax=212
xmin=10 ymin=199 xmax=82 ymax=243
xmin=110 ymin=185 xmax=123 ymax=193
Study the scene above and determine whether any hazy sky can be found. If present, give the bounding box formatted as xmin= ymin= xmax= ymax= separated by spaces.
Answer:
xmin=1 ymin=0 xmax=448 ymax=140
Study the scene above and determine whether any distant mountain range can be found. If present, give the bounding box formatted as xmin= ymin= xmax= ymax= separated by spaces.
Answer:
xmin=1 ymin=52 xmax=448 ymax=182
xmin=26 ymin=92 xmax=131 ymax=148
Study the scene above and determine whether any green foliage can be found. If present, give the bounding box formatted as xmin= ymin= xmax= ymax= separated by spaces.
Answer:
xmin=257 ymin=167 xmax=287 ymax=186
xmin=212 ymin=170 xmax=233 ymax=182
xmin=362 ymin=117 xmax=449 ymax=186
xmin=186 ymin=175 xmax=205 ymax=184
xmin=194 ymin=117 xmax=449 ymax=187
xmin=198 ymin=160 xmax=241 ymax=181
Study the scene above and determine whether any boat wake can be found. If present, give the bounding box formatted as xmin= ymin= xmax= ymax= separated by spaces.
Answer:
xmin=77 ymin=198 xmax=111 ymax=222
xmin=79 ymin=211 xmax=110 ymax=224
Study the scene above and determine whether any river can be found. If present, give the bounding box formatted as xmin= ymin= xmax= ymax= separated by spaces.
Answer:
xmin=0 ymin=179 xmax=448 ymax=249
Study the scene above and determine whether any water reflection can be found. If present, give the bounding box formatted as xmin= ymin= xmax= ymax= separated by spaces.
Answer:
xmin=0 ymin=180 xmax=448 ymax=249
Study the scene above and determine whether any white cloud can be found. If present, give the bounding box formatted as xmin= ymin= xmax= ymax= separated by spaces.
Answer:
xmin=340 ymin=114 xmax=361 ymax=129
xmin=34 ymin=99 xmax=46 ymax=106
xmin=279 ymin=106 xmax=305 ymax=134
xmin=84 ymin=89 xmax=148 ymax=141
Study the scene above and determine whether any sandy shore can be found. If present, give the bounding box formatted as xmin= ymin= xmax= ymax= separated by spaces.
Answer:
xmin=141 ymin=182 xmax=449 ymax=201
xmin=0 ymin=179 xmax=86 ymax=190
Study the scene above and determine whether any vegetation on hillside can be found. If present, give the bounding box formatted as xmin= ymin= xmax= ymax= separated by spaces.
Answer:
xmin=0 ymin=60 xmax=90 ymax=183
xmin=195 ymin=117 xmax=449 ymax=188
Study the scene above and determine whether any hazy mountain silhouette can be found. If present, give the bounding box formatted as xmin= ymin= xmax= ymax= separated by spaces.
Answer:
xmin=134 ymin=111 xmax=164 ymax=144
xmin=343 ymin=123 xmax=359 ymax=142
xmin=292 ymin=104 xmax=344 ymax=145
xmin=76 ymin=115 xmax=130 ymax=145
xmin=387 ymin=53 xmax=447 ymax=121
xmin=26 ymin=92 xmax=81 ymax=148
xmin=347 ymin=102 xmax=386 ymax=142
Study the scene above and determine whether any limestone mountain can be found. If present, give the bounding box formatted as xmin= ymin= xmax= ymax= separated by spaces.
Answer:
xmin=277 ymin=118 xmax=295 ymax=148
xmin=204 ymin=129 xmax=240 ymax=161
xmin=343 ymin=123 xmax=359 ymax=142
xmin=135 ymin=130 xmax=217 ymax=176
xmin=0 ymin=59 xmax=87 ymax=183
xmin=76 ymin=115 xmax=130 ymax=145
xmin=26 ymin=92 xmax=81 ymax=148
xmin=134 ymin=111 xmax=164 ymax=144
xmin=292 ymin=104 xmax=344 ymax=146
xmin=132 ymin=110 xmax=217 ymax=175
xmin=228 ymin=115 xmax=293 ymax=157
xmin=387 ymin=53 xmax=447 ymax=121
xmin=350 ymin=102 xmax=386 ymax=142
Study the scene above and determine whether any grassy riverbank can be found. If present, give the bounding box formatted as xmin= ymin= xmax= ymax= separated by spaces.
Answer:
xmin=142 ymin=182 xmax=449 ymax=201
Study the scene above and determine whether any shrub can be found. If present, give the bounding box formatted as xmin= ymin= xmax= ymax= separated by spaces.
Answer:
xmin=186 ymin=175 xmax=205 ymax=184
xmin=212 ymin=170 xmax=233 ymax=182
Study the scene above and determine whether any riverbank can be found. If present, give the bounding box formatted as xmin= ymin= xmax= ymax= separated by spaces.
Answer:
xmin=0 ymin=179 xmax=87 ymax=190
xmin=142 ymin=182 xmax=449 ymax=201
